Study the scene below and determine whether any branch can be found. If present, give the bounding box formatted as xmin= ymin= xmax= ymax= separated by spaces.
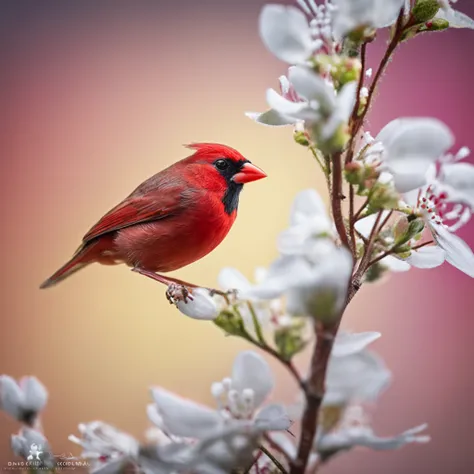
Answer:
xmin=290 ymin=323 xmax=340 ymax=474
xmin=331 ymin=152 xmax=350 ymax=248
xmin=260 ymin=445 xmax=289 ymax=474
xmin=345 ymin=42 xmax=367 ymax=165
xmin=351 ymin=9 xmax=406 ymax=141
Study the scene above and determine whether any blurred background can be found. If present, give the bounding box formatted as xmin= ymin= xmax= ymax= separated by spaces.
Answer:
xmin=0 ymin=0 xmax=473 ymax=472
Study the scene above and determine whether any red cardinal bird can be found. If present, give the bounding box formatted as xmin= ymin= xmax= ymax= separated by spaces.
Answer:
xmin=40 ymin=143 xmax=266 ymax=289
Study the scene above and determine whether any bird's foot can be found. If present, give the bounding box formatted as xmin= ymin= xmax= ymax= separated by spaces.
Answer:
xmin=166 ymin=283 xmax=194 ymax=305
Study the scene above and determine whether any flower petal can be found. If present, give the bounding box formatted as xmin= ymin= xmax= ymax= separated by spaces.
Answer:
xmin=289 ymin=189 xmax=330 ymax=226
xmin=21 ymin=377 xmax=48 ymax=414
xmin=231 ymin=351 xmax=273 ymax=408
xmin=288 ymin=67 xmax=335 ymax=106
xmin=333 ymin=332 xmax=381 ymax=357
xmin=431 ymin=224 xmax=474 ymax=277
xmin=354 ymin=211 xmax=391 ymax=238
xmin=377 ymin=118 xmax=454 ymax=192
xmin=245 ymin=109 xmax=298 ymax=127
xmin=259 ymin=5 xmax=314 ymax=64
xmin=151 ymin=388 xmax=223 ymax=439
xmin=218 ymin=268 xmax=252 ymax=292
xmin=0 ymin=376 xmax=23 ymax=420
xmin=243 ymin=256 xmax=313 ymax=299
xmin=437 ymin=7 xmax=474 ymax=29
xmin=406 ymin=245 xmax=446 ymax=269
xmin=325 ymin=350 xmax=391 ymax=405
xmin=439 ymin=162 xmax=474 ymax=208
xmin=254 ymin=404 xmax=291 ymax=431
xmin=381 ymin=255 xmax=411 ymax=272
xmin=175 ymin=288 xmax=218 ymax=320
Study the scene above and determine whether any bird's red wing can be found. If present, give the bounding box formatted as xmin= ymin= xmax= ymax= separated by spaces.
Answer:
xmin=82 ymin=192 xmax=181 ymax=243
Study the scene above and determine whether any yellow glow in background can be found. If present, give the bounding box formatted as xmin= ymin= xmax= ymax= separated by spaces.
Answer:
xmin=0 ymin=1 xmax=473 ymax=473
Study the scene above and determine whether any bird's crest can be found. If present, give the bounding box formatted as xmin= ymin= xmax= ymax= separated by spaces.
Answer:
xmin=184 ymin=142 xmax=246 ymax=163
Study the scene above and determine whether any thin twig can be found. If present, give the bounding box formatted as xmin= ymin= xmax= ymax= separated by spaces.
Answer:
xmin=353 ymin=196 xmax=370 ymax=221
xmin=260 ymin=445 xmax=289 ymax=474
xmin=345 ymin=42 xmax=367 ymax=165
xmin=378 ymin=210 xmax=393 ymax=233
xmin=331 ymin=152 xmax=350 ymax=248
xmin=246 ymin=333 xmax=305 ymax=391
xmin=264 ymin=434 xmax=293 ymax=465
xmin=349 ymin=185 xmax=356 ymax=255
xmin=351 ymin=9 xmax=406 ymax=142
xmin=367 ymin=239 xmax=435 ymax=268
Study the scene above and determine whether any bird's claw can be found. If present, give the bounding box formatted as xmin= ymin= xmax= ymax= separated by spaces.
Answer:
xmin=166 ymin=283 xmax=194 ymax=305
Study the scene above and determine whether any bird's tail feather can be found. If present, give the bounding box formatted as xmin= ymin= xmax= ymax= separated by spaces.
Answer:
xmin=40 ymin=243 xmax=97 ymax=289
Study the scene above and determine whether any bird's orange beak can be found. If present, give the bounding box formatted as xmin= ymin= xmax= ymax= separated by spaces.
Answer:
xmin=232 ymin=162 xmax=267 ymax=184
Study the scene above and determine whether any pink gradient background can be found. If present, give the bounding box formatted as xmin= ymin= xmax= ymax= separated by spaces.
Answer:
xmin=0 ymin=1 xmax=473 ymax=472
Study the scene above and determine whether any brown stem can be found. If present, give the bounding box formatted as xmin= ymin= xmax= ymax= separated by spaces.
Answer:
xmin=345 ymin=42 xmax=367 ymax=165
xmin=290 ymin=324 xmax=339 ymax=474
xmin=349 ymin=185 xmax=356 ymax=255
xmin=331 ymin=153 xmax=350 ymax=248
xmin=351 ymin=9 xmax=405 ymax=142
xmin=367 ymin=239 xmax=434 ymax=268
xmin=260 ymin=445 xmax=289 ymax=474
xmin=247 ymin=333 xmax=305 ymax=392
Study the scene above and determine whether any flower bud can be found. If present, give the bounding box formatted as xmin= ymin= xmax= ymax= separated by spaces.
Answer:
xmin=274 ymin=324 xmax=307 ymax=361
xmin=412 ymin=0 xmax=440 ymax=23
xmin=393 ymin=216 xmax=410 ymax=241
xmin=214 ymin=309 xmax=247 ymax=337
xmin=394 ymin=218 xmax=425 ymax=246
xmin=424 ymin=17 xmax=449 ymax=31
xmin=319 ymin=124 xmax=350 ymax=154
xmin=294 ymin=130 xmax=310 ymax=147
xmin=367 ymin=182 xmax=399 ymax=213
xmin=175 ymin=288 xmax=218 ymax=320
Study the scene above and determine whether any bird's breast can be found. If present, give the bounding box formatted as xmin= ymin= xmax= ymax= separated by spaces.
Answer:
xmin=112 ymin=195 xmax=236 ymax=272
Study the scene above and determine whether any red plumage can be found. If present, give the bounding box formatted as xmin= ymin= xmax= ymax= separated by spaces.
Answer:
xmin=40 ymin=143 xmax=266 ymax=289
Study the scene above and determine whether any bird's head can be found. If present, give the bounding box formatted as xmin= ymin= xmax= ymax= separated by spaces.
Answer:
xmin=184 ymin=142 xmax=267 ymax=185
xmin=183 ymin=143 xmax=267 ymax=215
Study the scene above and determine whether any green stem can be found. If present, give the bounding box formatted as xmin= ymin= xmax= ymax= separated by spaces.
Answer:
xmin=247 ymin=301 xmax=266 ymax=345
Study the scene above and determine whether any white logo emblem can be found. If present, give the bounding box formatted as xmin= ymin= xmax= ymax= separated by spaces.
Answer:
xmin=27 ymin=443 xmax=42 ymax=461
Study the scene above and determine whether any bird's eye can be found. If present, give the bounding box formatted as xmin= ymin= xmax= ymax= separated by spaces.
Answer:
xmin=215 ymin=159 xmax=229 ymax=170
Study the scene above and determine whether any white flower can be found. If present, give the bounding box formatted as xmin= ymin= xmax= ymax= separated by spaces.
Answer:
xmin=317 ymin=406 xmax=430 ymax=454
xmin=11 ymin=428 xmax=55 ymax=469
xmin=355 ymin=212 xmax=447 ymax=272
xmin=429 ymin=222 xmax=474 ymax=277
xmin=438 ymin=148 xmax=474 ymax=208
xmin=332 ymin=331 xmax=381 ymax=357
xmin=69 ymin=422 xmax=140 ymax=473
xmin=259 ymin=4 xmax=317 ymax=64
xmin=175 ymin=288 xmax=219 ymax=320
xmin=151 ymin=351 xmax=289 ymax=441
xmin=217 ymin=266 xmax=291 ymax=334
xmin=0 ymin=375 xmax=48 ymax=425
xmin=374 ymin=118 xmax=454 ymax=193
xmin=332 ymin=0 xmax=405 ymax=39
xmin=286 ymin=246 xmax=353 ymax=319
xmin=324 ymin=341 xmax=391 ymax=406
xmin=436 ymin=1 xmax=474 ymax=29
xmin=245 ymin=244 xmax=352 ymax=320
xmin=246 ymin=73 xmax=304 ymax=127
xmin=278 ymin=189 xmax=335 ymax=257
xmin=403 ymin=178 xmax=474 ymax=277
xmin=258 ymin=66 xmax=356 ymax=140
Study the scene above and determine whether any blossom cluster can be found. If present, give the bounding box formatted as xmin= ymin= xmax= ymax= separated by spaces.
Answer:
xmin=0 ymin=334 xmax=429 ymax=473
